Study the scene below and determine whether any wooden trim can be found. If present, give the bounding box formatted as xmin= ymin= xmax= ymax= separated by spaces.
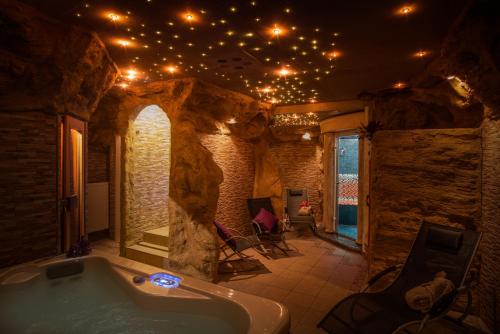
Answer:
xmin=274 ymin=100 xmax=364 ymax=115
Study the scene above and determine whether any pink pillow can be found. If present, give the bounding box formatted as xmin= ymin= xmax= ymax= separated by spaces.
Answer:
xmin=254 ymin=208 xmax=278 ymax=231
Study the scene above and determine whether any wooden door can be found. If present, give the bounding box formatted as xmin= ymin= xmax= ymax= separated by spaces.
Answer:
xmin=61 ymin=115 xmax=86 ymax=251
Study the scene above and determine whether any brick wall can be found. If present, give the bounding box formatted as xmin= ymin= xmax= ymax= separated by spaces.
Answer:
xmin=369 ymin=129 xmax=482 ymax=276
xmin=88 ymin=147 xmax=109 ymax=183
xmin=269 ymin=140 xmax=323 ymax=222
xmin=0 ymin=111 xmax=58 ymax=267
xmin=201 ymin=134 xmax=255 ymax=235
xmin=125 ymin=106 xmax=171 ymax=246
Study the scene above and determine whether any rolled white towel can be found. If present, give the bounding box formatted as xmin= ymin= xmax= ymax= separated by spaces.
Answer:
xmin=404 ymin=271 xmax=455 ymax=313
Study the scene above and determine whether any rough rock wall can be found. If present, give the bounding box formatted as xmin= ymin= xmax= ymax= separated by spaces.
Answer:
xmin=0 ymin=0 xmax=118 ymax=120
xmin=429 ymin=0 xmax=500 ymax=329
xmin=369 ymin=129 xmax=482 ymax=275
xmin=125 ymin=106 xmax=171 ymax=246
xmin=0 ymin=0 xmax=117 ymax=267
xmin=201 ymin=135 xmax=255 ymax=235
xmin=91 ymin=79 xmax=268 ymax=280
xmin=0 ymin=111 xmax=58 ymax=267
xmin=269 ymin=140 xmax=323 ymax=222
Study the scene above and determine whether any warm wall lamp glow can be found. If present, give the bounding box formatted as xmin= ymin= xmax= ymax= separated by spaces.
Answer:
xmin=181 ymin=11 xmax=198 ymax=24
xmin=108 ymin=12 xmax=121 ymax=22
xmin=397 ymin=5 xmax=415 ymax=16
xmin=227 ymin=117 xmax=237 ymax=124
xmin=165 ymin=65 xmax=178 ymax=74
xmin=124 ymin=69 xmax=138 ymax=81
xmin=113 ymin=38 xmax=135 ymax=48
xmin=268 ymin=24 xmax=286 ymax=38
xmin=414 ymin=50 xmax=429 ymax=58
xmin=276 ymin=67 xmax=294 ymax=77
xmin=302 ymin=132 xmax=312 ymax=141
xmin=101 ymin=11 xmax=125 ymax=23
xmin=117 ymin=39 xmax=130 ymax=47
xmin=327 ymin=50 xmax=342 ymax=60
xmin=393 ymin=81 xmax=407 ymax=89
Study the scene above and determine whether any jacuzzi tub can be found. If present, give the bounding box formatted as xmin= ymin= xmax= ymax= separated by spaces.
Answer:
xmin=0 ymin=256 xmax=289 ymax=334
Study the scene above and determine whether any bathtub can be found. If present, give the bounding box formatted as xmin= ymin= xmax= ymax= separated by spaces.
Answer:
xmin=0 ymin=256 xmax=289 ymax=334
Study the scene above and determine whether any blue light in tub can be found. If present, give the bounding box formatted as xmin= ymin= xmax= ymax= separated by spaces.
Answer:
xmin=150 ymin=272 xmax=182 ymax=288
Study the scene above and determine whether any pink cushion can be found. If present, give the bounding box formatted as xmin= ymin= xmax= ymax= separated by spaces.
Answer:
xmin=254 ymin=208 xmax=278 ymax=231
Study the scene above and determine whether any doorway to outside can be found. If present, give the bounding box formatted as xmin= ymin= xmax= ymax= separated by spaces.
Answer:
xmin=335 ymin=134 xmax=359 ymax=240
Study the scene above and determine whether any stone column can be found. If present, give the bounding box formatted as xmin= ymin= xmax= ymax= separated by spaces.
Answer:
xmin=322 ymin=133 xmax=335 ymax=232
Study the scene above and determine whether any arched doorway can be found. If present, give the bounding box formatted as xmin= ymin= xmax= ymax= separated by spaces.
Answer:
xmin=124 ymin=105 xmax=171 ymax=265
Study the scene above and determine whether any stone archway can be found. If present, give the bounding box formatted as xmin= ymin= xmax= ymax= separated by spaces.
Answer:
xmin=124 ymin=105 xmax=171 ymax=248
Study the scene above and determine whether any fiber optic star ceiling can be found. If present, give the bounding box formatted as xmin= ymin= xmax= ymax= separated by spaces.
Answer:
xmin=26 ymin=0 xmax=467 ymax=105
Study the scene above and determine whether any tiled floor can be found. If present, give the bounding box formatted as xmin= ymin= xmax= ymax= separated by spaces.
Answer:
xmin=216 ymin=232 xmax=367 ymax=333
xmin=337 ymin=224 xmax=358 ymax=240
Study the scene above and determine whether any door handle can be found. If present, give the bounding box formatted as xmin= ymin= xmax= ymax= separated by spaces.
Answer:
xmin=63 ymin=195 xmax=79 ymax=211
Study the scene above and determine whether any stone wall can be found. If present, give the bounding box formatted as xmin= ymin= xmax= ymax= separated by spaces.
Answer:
xmin=125 ymin=105 xmax=171 ymax=246
xmin=201 ymin=134 xmax=255 ymax=235
xmin=0 ymin=111 xmax=58 ymax=267
xmin=480 ymin=115 xmax=500 ymax=330
xmin=90 ymin=79 xmax=268 ymax=280
xmin=269 ymin=140 xmax=323 ymax=222
xmin=430 ymin=0 xmax=500 ymax=329
xmin=369 ymin=129 xmax=482 ymax=275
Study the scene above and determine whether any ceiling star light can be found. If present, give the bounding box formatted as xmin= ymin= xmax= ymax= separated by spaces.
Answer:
xmin=259 ymin=86 xmax=274 ymax=94
xmin=270 ymin=113 xmax=319 ymax=128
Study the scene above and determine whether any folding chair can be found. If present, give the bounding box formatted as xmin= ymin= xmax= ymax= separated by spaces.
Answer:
xmin=214 ymin=221 xmax=267 ymax=263
xmin=246 ymin=197 xmax=290 ymax=255
xmin=284 ymin=188 xmax=317 ymax=232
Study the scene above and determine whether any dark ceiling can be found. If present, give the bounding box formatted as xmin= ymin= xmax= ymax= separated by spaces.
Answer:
xmin=25 ymin=0 xmax=467 ymax=105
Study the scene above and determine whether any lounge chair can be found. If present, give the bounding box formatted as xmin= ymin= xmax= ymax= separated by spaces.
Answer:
xmin=214 ymin=221 xmax=267 ymax=263
xmin=318 ymin=221 xmax=482 ymax=333
xmin=246 ymin=197 xmax=290 ymax=255
xmin=284 ymin=188 xmax=317 ymax=232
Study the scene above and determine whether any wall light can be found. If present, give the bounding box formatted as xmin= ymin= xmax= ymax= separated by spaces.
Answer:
xmin=302 ymin=132 xmax=312 ymax=140
xmin=397 ymin=5 xmax=415 ymax=16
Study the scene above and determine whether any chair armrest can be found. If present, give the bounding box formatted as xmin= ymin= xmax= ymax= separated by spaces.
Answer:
xmin=362 ymin=264 xmax=403 ymax=291
xmin=252 ymin=220 xmax=263 ymax=234
xmin=224 ymin=226 xmax=245 ymax=236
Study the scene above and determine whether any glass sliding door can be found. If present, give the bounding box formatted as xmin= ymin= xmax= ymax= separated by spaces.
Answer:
xmin=335 ymin=134 xmax=359 ymax=240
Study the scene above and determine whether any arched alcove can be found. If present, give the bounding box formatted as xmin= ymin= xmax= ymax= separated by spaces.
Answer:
xmin=125 ymin=105 xmax=171 ymax=248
